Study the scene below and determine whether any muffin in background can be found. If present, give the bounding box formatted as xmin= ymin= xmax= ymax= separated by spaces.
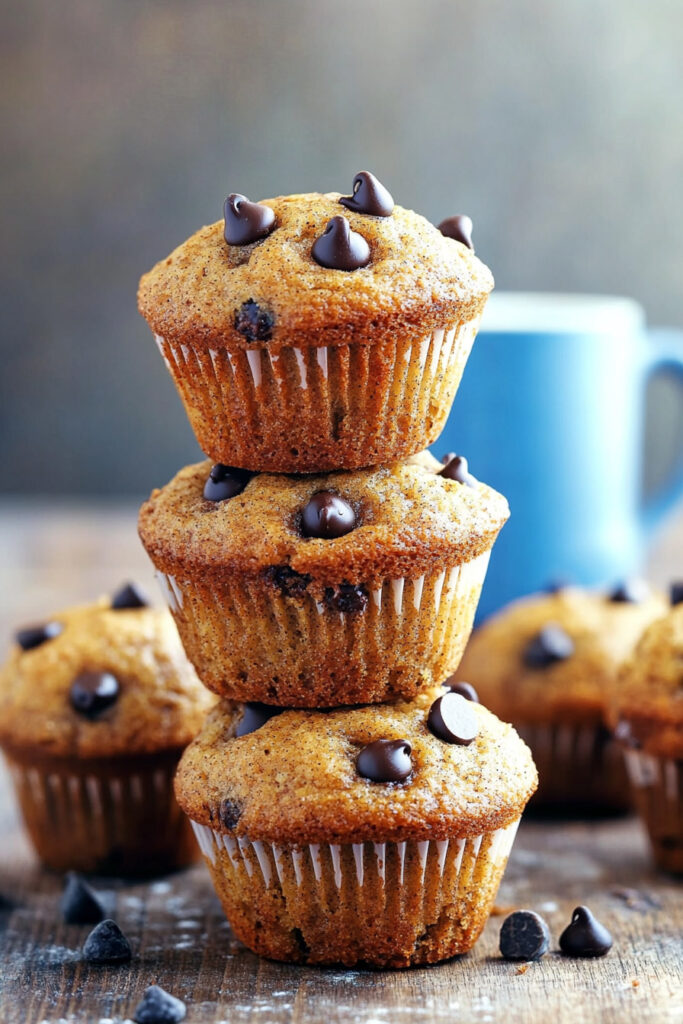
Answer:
xmin=139 ymin=451 xmax=509 ymax=707
xmin=175 ymin=684 xmax=537 ymax=967
xmin=610 ymin=586 xmax=683 ymax=873
xmin=0 ymin=586 xmax=214 ymax=875
xmin=138 ymin=178 xmax=493 ymax=473
xmin=453 ymin=583 xmax=667 ymax=813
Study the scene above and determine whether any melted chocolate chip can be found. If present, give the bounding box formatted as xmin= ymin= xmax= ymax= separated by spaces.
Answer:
xmin=203 ymin=463 xmax=253 ymax=502
xmin=223 ymin=193 xmax=275 ymax=246
xmin=439 ymin=453 xmax=477 ymax=488
xmin=218 ymin=798 xmax=243 ymax=830
xmin=69 ymin=671 xmax=120 ymax=719
xmin=15 ymin=620 xmax=63 ymax=651
xmin=608 ymin=579 xmax=649 ymax=604
xmin=301 ymin=491 xmax=357 ymax=539
xmin=132 ymin=985 xmax=186 ymax=1024
xmin=523 ymin=624 xmax=574 ymax=668
xmin=83 ymin=919 xmax=132 ymax=964
xmin=312 ymin=216 xmax=370 ymax=271
xmin=445 ymin=679 xmax=480 ymax=703
xmin=264 ymin=565 xmax=312 ymax=597
xmin=499 ymin=910 xmax=551 ymax=961
xmin=559 ymin=906 xmax=613 ymax=958
xmin=61 ymin=872 xmax=106 ymax=925
xmin=235 ymin=703 xmax=283 ymax=738
xmin=324 ymin=584 xmax=368 ymax=614
xmin=111 ymin=582 xmax=149 ymax=610
xmin=438 ymin=214 xmax=474 ymax=250
xmin=427 ymin=692 xmax=478 ymax=745
xmin=357 ymin=739 xmax=412 ymax=783
xmin=339 ymin=171 xmax=394 ymax=217
xmin=234 ymin=298 xmax=275 ymax=342
xmin=671 ymin=581 xmax=683 ymax=607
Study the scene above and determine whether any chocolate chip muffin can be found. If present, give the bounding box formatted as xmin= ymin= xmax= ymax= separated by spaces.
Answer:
xmin=138 ymin=173 xmax=493 ymax=473
xmin=454 ymin=582 xmax=667 ymax=813
xmin=138 ymin=451 xmax=509 ymax=706
xmin=175 ymin=683 xmax=537 ymax=966
xmin=610 ymin=586 xmax=683 ymax=873
xmin=0 ymin=585 xmax=214 ymax=874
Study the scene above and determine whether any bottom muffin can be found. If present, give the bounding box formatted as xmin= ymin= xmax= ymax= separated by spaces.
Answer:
xmin=175 ymin=686 xmax=537 ymax=966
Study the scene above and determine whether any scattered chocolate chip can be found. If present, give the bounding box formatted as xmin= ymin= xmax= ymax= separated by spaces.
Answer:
xmin=445 ymin=679 xmax=480 ymax=703
xmin=608 ymin=579 xmax=649 ymax=604
xmin=438 ymin=214 xmax=474 ymax=250
xmin=223 ymin=193 xmax=275 ymax=246
xmin=61 ymin=872 xmax=106 ymax=925
xmin=15 ymin=620 xmax=63 ymax=651
xmin=613 ymin=718 xmax=641 ymax=749
xmin=610 ymin=887 xmax=662 ymax=912
xmin=111 ymin=582 xmax=149 ymax=610
xmin=523 ymin=624 xmax=574 ymax=668
xmin=82 ymin=919 xmax=132 ymax=964
xmin=263 ymin=565 xmax=312 ymax=597
xmin=324 ymin=583 xmax=368 ymax=614
xmin=301 ymin=491 xmax=357 ymax=539
xmin=339 ymin=171 xmax=394 ymax=217
xmin=357 ymin=739 xmax=412 ymax=783
xmin=312 ymin=215 xmax=370 ymax=271
xmin=234 ymin=298 xmax=275 ymax=342
xmin=69 ymin=671 xmax=120 ymax=719
xmin=235 ymin=703 xmax=283 ymax=738
xmin=133 ymin=985 xmax=186 ymax=1024
xmin=218 ymin=798 xmax=243 ymax=830
xmin=499 ymin=910 xmax=551 ymax=961
xmin=559 ymin=906 xmax=613 ymax=958
xmin=428 ymin=692 xmax=479 ymax=745
xmin=439 ymin=454 xmax=477 ymax=488
xmin=203 ymin=463 xmax=253 ymax=502
xmin=670 ymin=581 xmax=683 ymax=607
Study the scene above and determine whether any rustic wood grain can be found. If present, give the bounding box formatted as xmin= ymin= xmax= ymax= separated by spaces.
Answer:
xmin=1 ymin=504 xmax=682 ymax=1024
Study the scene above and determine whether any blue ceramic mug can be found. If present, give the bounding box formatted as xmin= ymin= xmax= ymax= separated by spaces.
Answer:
xmin=441 ymin=293 xmax=683 ymax=619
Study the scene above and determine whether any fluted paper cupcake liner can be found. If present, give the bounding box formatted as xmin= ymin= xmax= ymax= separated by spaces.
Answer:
xmin=624 ymin=750 xmax=683 ymax=873
xmin=189 ymin=818 xmax=520 ymax=966
xmin=154 ymin=316 xmax=480 ymax=472
xmin=155 ymin=550 xmax=490 ymax=706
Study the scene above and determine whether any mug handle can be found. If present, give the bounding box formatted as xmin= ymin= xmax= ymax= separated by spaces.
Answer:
xmin=641 ymin=328 xmax=683 ymax=535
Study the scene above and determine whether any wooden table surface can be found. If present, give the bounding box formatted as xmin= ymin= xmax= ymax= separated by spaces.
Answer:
xmin=1 ymin=502 xmax=682 ymax=1024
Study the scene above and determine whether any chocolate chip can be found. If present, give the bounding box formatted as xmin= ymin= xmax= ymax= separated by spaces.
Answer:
xmin=263 ymin=565 xmax=312 ymax=597
xmin=60 ymin=872 xmax=106 ymax=925
xmin=301 ymin=491 xmax=357 ymax=539
xmin=111 ymin=582 xmax=149 ymax=610
xmin=439 ymin=453 xmax=477 ymax=488
xmin=223 ymin=193 xmax=275 ymax=246
xmin=608 ymin=579 xmax=649 ymax=604
xmin=499 ymin=910 xmax=551 ymax=961
xmin=445 ymin=679 xmax=480 ymax=703
xmin=357 ymin=739 xmax=412 ymax=783
xmin=203 ymin=463 xmax=253 ymax=502
xmin=523 ymin=624 xmax=574 ymax=668
xmin=15 ymin=620 xmax=63 ymax=651
xmin=218 ymin=798 xmax=243 ymax=830
xmin=438 ymin=214 xmax=474 ymax=250
xmin=312 ymin=216 xmax=370 ymax=271
xmin=339 ymin=171 xmax=394 ymax=217
xmin=234 ymin=298 xmax=275 ymax=342
xmin=133 ymin=985 xmax=186 ymax=1024
xmin=235 ymin=703 xmax=283 ymax=738
xmin=428 ymin=692 xmax=479 ymax=745
xmin=69 ymin=671 xmax=120 ymax=719
xmin=82 ymin=919 xmax=132 ymax=964
xmin=559 ymin=906 xmax=613 ymax=958
xmin=324 ymin=583 xmax=368 ymax=614
xmin=670 ymin=581 xmax=683 ymax=607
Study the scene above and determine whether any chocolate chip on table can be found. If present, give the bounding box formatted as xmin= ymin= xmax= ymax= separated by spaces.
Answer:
xmin=669 ymin=581 xmax=683 ymax=606
xmin=219 ymin=798 xmax=243 ymax=829
xmin=312 ymin=216 xmax=370 ymax=271
xmin=61 ymin=872 xmax=106 ymax=925
xmin=301 ymin=491 xmax=357 ymax=539
xmin=438 ymin=215 xmax=474 ymax=250
xmin=203 ymin=463 xmax=253 ymax=502
xmin=82 ymin=919 xmax=132 ymax=964
xmin=132 ymin=985 xmax=186 ymax=1024
xmin=263 ymin=565 xmax=312 ymax=597
xmin=444 ymin=679 xmax=480 ymax=703
xmin=499 ymin=910 xmax=551 ymax=961
xmin=234 ymin=298 xmax=275 ymax=341
xmin=357 ymin=739 xmax=412 ymax=783
xmin=111 ymin=582 xmax=149 ymax=610
xmin=223 ymin=193 xmax=275 ymax=246
xmin=339 ymin=171 xmax=394 ymax=217
xmin=69 ymin=671 xmax=120 ymax=719
xmin=324 ymin=583 xmax=368 ymax=614
xmin=559 ymin=906 xmax=613 ymax=958
xmin=523 ymin=624 xmax=574 ymax=668
xmin=608 ymin=579 xmax=649 ymax=604
xmin=439 ymin=453 xmax=477 ymax=488
xmin=235 ymin=703 xmax=283 ymax=738
xmin=428 ymin=692 xmax=479 ymax=745
xmin=15 ymin=620 xmax=63 ymax=651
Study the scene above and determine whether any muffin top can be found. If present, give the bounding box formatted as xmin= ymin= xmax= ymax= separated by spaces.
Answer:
xmin=610 ymin=600 xmax=683 ymax=759
xmin=454 ymin=584 xmax=668 ymax=724
xmin=138 ymin=183 xmax=493 ymax=352
xmin=138 ymin=452 xmax=509 ymax=588
xmin=0 ymin=587 xmax=214 ymax=759
xmin=175 ymin=684 xmax=537 ymax=843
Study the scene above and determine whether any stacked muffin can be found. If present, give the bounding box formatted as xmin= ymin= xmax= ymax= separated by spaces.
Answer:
xmin=137 ymin=173 xmax=537 ymax=966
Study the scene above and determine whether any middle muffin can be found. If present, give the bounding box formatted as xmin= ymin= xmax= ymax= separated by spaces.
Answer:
xmin=139 ymin=451 xmax=509 ymax=706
